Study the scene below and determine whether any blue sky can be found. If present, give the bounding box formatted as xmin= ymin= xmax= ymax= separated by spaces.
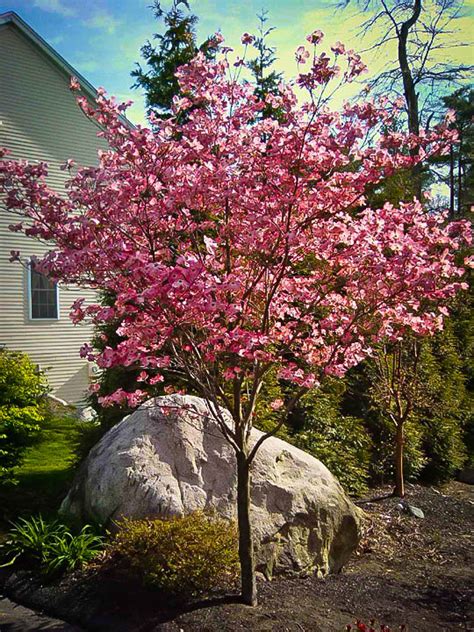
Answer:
xmin=2 ymin=0 xmax=473 ymax=125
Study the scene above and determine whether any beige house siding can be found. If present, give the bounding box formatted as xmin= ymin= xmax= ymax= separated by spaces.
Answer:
xmin=0 ymin=21 xmax=106 ymax=404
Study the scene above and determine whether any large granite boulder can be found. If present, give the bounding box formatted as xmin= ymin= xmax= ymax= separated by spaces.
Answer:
xmin=61 ymin=395 xmax=364 ymax=578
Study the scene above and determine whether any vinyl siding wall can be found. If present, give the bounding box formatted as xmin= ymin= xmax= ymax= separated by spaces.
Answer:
xmin=0 ymin=24 xmax=106 ymax=404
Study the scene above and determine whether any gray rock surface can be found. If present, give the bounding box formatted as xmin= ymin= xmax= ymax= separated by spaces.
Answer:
xmin=61 ymin=395 xmax=363 ymax=578
xmin=404 ymin=503 xmax=425 ymax=519
xmin=76 ymin=406 xmax=98 ymax=423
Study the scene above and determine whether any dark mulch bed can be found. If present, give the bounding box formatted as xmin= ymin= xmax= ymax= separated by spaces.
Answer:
xmin=1 ymin=482 xmax=472 ymax=631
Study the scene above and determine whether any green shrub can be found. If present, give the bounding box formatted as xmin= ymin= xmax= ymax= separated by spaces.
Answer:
xmin=342 ymin=320 xmax=471 ymax=486
xmin=108 ymin=512 xmax=239 ymax=595
xmin=287 ymin=384 xmax=372 ymax=496
xmin=367 ymin=414 xmax=427 ymax=485
xmin=0 ymin=350 xmax=49 ymax=483
xmin=416 ymin=328 xmax=469 ymax=482
xmin=0 ymin=515 xmax=104 ymax=574
xmin=419 ymin=415 xmax=467 ymax=483
xmin=463 ymin=408 xmax=474 ymax=467
xmin=250 ymin=372 xmax=371 ymax=496
xmin=0 ymin=349 xmax=49 ymax=406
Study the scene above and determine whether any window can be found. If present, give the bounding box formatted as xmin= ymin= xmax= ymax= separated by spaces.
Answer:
xmin=28 ymin=262 xmax=59 ymax=320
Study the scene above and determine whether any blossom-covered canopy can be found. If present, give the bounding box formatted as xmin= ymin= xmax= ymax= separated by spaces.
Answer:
xmin=0 ymin=34 xmax=470 ymax=409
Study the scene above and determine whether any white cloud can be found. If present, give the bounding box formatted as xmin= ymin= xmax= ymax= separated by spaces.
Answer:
xmin=48 ymin=34 xmax=64 ymax=46
xmin=33 ymin=0 xmax=77 ymax=18
xmin=70 ymin=57 xmax=100 ymax=73
xmin=83 ymin=11 xmax=121 ymax=35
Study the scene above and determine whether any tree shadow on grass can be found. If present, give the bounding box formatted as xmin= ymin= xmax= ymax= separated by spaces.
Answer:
xmin=0 ymin=466 xmax=76 ymax=532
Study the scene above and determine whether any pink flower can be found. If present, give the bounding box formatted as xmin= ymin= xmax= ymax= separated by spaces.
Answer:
xmin=60 ymin=159 xmax=76 ymax=171
xmin=445 ymin=108 xmax=456 ymax=124
xmin=241 ymin=33 xmax=254 ymax=45
xmin=223 ymin=367 xmax=241 ymax=380
xmin=79 ymin=343 xmax=93 ymax=359
xmin=126 ymin=390 xmax=146 ymax=407
xmin=306 ymin=30 xmax=324 ymax=45
xmin=173 ymin=96 xmax=192 ymax=112
xmin=69 ymin=76 xmax=80 ymax=91
xmin=270 ymin=398 xmax=284 ymax=411
xmin=210 ymin=32 xmax=224 ymax=46
xmin=137 ymin=370 xmax=149 ymax=382
xmin=149 ymin=374 xmax=164 ymax=385
xmin=295 ymin=45 xmax=310 ymax=64
xmin=331 ymin=41 xmax=345 ymax=55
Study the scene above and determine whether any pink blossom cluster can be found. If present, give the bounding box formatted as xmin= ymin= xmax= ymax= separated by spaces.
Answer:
xmin=295 ymin=34 xmax=367 ymax=91
xmin=0 ymin=32 xmax=470 ymax=408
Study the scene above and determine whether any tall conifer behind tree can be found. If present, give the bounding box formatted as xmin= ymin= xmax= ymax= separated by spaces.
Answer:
xmin=246 ymin=11 xmax=283 ymax=120
xmin=131 ymin=0 xmax=218 ymax=118
xmin=441 ymin=88 xmax=473 ymax=218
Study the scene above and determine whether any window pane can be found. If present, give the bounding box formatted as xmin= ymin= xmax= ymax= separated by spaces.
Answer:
xmin=29 ymin=265 xmax=58 ymax=319
xmin=31 ymin=269 xmax=51 ymax=290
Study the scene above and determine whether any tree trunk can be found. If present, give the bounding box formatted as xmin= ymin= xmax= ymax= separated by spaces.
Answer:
xmin=394 ymin=424 xmax=405 ymax=498
xmin=236 ymin=450 xmax=257 ymax=606
xmin=449 ymin=145 xmax=455 ymax=218
xmin=398 ymin=0 xmax=422 ymax=199
xmin=457 ymin=131 xmax=463 ymax=215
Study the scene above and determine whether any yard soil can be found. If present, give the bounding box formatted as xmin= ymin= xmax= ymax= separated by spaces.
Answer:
xmin=0 ymin=595 xmax=84 ymax=631
xmin=1 ymin=482 xmax=472 ymax=631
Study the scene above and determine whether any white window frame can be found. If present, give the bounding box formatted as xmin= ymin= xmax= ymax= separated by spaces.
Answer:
xmin=27 ymin=260 xmax=60 ymax=321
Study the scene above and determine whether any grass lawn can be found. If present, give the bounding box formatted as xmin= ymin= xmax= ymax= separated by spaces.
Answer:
xmin=0 ymin=409 xmax=83 ymax=533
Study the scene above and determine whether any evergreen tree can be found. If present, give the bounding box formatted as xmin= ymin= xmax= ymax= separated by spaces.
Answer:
xmin=246 ymin=11 xmax=283 ymax=120
xmin=416 ymin=324 xmax=469 ymax=482
xmin=131 ymin=0 xmax=217 ymax=118
xmin=435 ymin=87 xmax=474 ymax=218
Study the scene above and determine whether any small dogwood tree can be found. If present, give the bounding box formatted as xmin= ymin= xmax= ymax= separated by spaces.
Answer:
xmin=0 ymin=32 xmax=470 ymax=605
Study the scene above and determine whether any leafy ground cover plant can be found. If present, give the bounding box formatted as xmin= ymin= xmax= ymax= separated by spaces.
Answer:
xmin=0 ymin=515 xmax=104 ymax=575
xmin=43 ymin=525 xmax=104 ymax=575
xmin=0 ymin=515 xmax=64 ymax=567
xmin=107 ymin=512 xmax=239 ymax=595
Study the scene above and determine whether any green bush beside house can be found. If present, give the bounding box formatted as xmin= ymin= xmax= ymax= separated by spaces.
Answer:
xmin=0 ymin=348 xmax=49 ymax=484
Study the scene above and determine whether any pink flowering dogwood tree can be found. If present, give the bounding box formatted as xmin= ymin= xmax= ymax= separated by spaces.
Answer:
xmin=0 ymin=31 xmax=471 ymax=605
